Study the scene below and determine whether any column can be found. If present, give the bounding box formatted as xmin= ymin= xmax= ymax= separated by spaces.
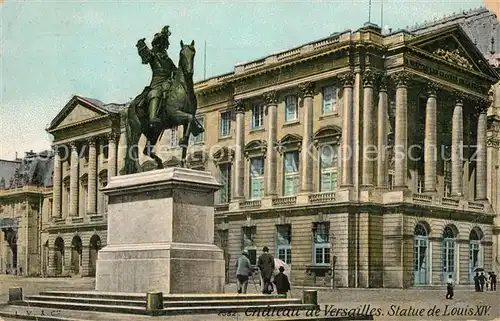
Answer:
xmin=299 ymin=81 xmax=315 ymax=193
xmin=424 ymin=82 xmax=439 ymax=193
xmin=451 ymin=93 xmax=464 ymax=197
xmin=87 ymin=137 xmax=97 ymax=215
xmin=376 ymin=76 xmax=388 ymax=188
xmin=475 ymin=101 xmax=488 ymax=200
xmin=340 ymin=72 xmax=355 ymax=187
xmin=107 ymin=133 xmax=117 ymax=182
xmin=69 ymin=142 xmax=79 ymax=217
xmin=264 ymin=91 xmax=278 ymax=196
xmin=51 ymin=146 xmax=62 ymax=218
xmin=362 ymin=70 xmax=375 ymax=186
xmin=392 ymin=72 xmax=409 ymax=188
xmin=233 ymin=100 xmax=245 ymax=199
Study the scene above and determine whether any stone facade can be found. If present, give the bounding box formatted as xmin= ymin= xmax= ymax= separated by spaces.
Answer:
xmin=0 ymin=151 xmax=53 ymax=276
xmin=1 ymin=8 xmax=499 ymax=286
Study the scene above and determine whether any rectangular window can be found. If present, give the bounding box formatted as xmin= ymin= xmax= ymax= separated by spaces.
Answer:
xmin=285 ymin=95 xmax=298 ymax=122
xmin=190 ymin=115 xmax=204 ymax=144
xmin=444 ymin=160 xmax=452 ymax=197
xmin=283 ymin=151 xmax=299 ymax=196
xmin=170 ymin=127 xmax=179 ymax=147
xmin=252 ymin=103 xmax=264 ymax=129
xmin=218 ymin=163 xmax=232 ymax=204
xmin=417 ymin=174 xmax=424 ymax=194
xmin=313 ymin=222 xmax=330 ymax=265
xmin=82 ymin=184 xmax=88 ymax=215
xmin=242 ymin=226 xmax=257 ymax=265
xmin=250 ymin=157 xmax=265 ymax=199
xmin=322 ymin=86 xmax=338 ymax=114
xmin=220 ymin=111 xmax=231 ymax=137
xmin=319 ymin=144 xmax=338 ymax=192
xmin=276 ymin=225 xmax=292 ymax=264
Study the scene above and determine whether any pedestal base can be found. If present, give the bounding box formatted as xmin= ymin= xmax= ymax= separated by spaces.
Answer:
xmin=95 ymin=168 xmax=225 ymax=294
xmin=96 ymin=243 xmax=224 ymax=293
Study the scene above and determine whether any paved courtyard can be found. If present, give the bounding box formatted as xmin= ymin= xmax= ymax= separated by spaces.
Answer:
xmin=0 ymin=276 xmax=498 ymax=320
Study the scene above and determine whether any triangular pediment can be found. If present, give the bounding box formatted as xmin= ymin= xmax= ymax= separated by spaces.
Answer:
xmin=408 ymin=24 xmax=498 ymax=79
xmin=47 ymin=96 xmax=109 ymax=131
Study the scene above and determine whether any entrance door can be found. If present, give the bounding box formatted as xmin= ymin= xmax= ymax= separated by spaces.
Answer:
xmin=441 ymin=226 xmax=456 ymax=283
xmin=414 ymin=237 xmax=428 ymax=285
xmin=413 ymin=223 xmax=429 ymax=286
xmin=469 ymin=241 xmax=480 ymax=283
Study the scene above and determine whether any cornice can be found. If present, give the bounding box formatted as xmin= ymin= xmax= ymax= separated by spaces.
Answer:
xmin=46 ymin=114 xmax=111 ymax=134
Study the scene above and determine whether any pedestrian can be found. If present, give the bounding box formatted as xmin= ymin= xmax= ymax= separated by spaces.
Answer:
xmin=446 ymin=274 xmax=454 ymax=299
xmin=235 ymin=250 xmax=252 ymax=294
xmin=273 ymin=266 xmax=291 ymax=298
xmin=490 ymin=271 xmax=497 ymax=291
xmin=474 ymin=272 xmax=480 ymax=292
xmin=479 ymin=272 xmax=486 ymax=292
xmin=485 ymin=272 xmax=490 ymax=291
xmin=257 ymin=246 xmax=275 ymax=294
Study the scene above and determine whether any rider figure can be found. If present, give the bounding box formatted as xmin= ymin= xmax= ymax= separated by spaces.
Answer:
xmin=136 ymin=26 xmax=177 ymax=129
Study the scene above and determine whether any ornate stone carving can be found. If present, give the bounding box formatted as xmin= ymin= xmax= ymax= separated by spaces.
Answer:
xmin=339 ymin=72 xmax=355 ymax=88
xmin=473 ymin=98 xmax=489 ymax=116
xmin=298 ymin=81 xmax=315 ymax=97
xmin=262 ymin=91 xmax=277 ymax=106
xmin=426 ymin=82 xmax=440 ymax=97
xmin=87 ymin=137 xmax=97 ymax=146
xmin=452 ymin=91 xmax=466 ymax=105
xmin=432 ymin=48 xmax=473 ymax=70
xmin=487 ymin=137 xmax=500 ymax=148
xmin=106 ymin=132 xmax=118 ymax=142
xmin=362 ymin=70 xmax=376 ymax=88
xmin=234 ymin=100 xmax=245 ymax=114
xmin=488 ymin=86 xmax=495 ymax=105
xmin=69 ymin=142 xmax=78 ymax=151
xmin=377 ymin=74 xmax=387 ymax=92
xmin=391 ymin=71 xmax=410 ymax=88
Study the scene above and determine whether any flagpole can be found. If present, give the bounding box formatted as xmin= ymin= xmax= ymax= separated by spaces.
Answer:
xmin=368 ymin=0 xmax=372 ymax=23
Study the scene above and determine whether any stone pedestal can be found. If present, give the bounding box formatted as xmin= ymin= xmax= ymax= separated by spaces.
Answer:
xmin=95 ymin=168 xmax=225 ymax=294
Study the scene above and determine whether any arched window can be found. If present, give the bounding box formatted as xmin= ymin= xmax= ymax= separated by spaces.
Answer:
xmin=414 ymin=223 xmax=428 ymax=236
xmin=468 ymin=228 xmax=483 ymax=284
xmin=441 ymin=225 xmax=457 ymax=282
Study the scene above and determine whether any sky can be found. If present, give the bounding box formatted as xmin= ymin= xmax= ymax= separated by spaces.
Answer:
xmin=0 ymin=0 xmax=488 ymax=160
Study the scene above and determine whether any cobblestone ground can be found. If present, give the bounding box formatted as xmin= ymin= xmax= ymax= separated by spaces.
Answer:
xmin=0 ymin=276 xmax=498 ymax=320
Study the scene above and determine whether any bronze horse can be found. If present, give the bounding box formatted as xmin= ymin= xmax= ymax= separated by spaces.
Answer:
xmin=121 ymin=40 xmax=203 ymax=175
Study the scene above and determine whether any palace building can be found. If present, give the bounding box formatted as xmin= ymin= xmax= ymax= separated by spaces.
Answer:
xmin=1 ymin=7 xmax=499 ymax=287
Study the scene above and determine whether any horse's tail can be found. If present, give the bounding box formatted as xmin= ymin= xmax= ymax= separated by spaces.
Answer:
xmin=120 ymin=100 xmax=142 ymax=175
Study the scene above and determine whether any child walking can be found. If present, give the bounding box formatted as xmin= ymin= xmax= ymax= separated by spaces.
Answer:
xmin=273 ymin=266 xmax=291 ymax=298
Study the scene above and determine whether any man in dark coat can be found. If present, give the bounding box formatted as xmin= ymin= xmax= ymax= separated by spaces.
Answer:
xmin=490 ymin=271 xmax=497 ymax=291
xmin=474 ymin=272 xmax=480 ymax=292
xmin=479 ymin=272 xmax=486 ymax=292
xmin=257 ymin=246 xmax=275 ymax=294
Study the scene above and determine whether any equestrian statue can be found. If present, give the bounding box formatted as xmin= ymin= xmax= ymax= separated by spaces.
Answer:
xmin=120 ymin=26 xmax=204 ymax=175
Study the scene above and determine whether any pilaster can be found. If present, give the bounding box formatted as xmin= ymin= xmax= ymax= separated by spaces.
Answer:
xmin=392 ymin=71 xmax=409 ymax=188
xmin=87 ymin=137 xmax=98 ymax=215
xmin=376 ymin=76 xmax=388 ymax=188
xmin=451 ymin=92 xmax=465 ymax=197
xmin=264 ymin=91 xmax=278 ymax=196
xmin=475 ymin=100 xmax=488 ymax=200
xmin=299 ymin=81 xmax=315 ymax=193
xmin=362 ymin=70 xmax=375 ymax=187
xmin=69 ymin=142 xmax=79 ymax=217
xmin=340 ymin=72 xmax=354 ymax=188
xmin=424 ymin=82 xmax=439 ymax=193
xmin=233 ymin=100 xmax=245 ymax=199
xmin=52 ymin=146 xmax=62 ymax=218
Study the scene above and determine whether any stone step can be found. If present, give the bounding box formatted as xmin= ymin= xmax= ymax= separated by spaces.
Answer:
xmin=23 ymin=295 xmax=302 ymax=307
xmin=12 ymin=300 xmax=315 ymax=316
xmin=38 ymin=290 xmax=270 ymax=301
